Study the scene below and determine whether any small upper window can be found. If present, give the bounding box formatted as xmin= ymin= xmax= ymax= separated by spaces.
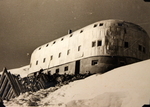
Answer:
xmin=91 ymin=60 xmax=98 ymax=65
xmin=99 ymin=23 xmax=103 ymax=26
xmin=124 ymin=42 xmax=129 ymax=48
xmin=80 ymin=30 xmax=83 ymax=33
xmin=53 ymin=41 xmax=56 ymax=44
xmin=61 ymin=38 xmax=64 ymax=41
xmin=97 ymin=40 xmax=102 ymax=46
xmin=67 ymin=49 xmax=70 ymax=55
xmin=64 ymin=66 xmax=68 ymax=71
xmin=70 ymin=34 xmax=73 ymax=37
xmin=92 ymin=41 xmax=96 ymax=47
xmin=78 ymin=45 xmax=81 ymax=51
xmin=36 ymin=61 xmax=38 ymax=65
xmin=46 ymin=44 xmax=49 ymax=47
xmin=58 ymin=52 xmax=61 ymax=58
xmin=43 ymin=58 xmax=46 ymax=63
xmin=50 ymin=55 xmax=53 ymax=60
xmin=94 ymin=24 xmax=97 ymax=28
xmin=39 ymin=47 xmax=41 ymax=50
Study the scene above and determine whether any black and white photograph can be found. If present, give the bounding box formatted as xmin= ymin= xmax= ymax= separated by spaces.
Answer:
xmin=0 ymin=0 xmax=150 ymax=107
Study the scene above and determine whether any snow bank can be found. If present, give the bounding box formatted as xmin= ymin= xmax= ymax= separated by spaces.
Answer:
xmin=4 ymin=59 xmax=150 ymax=107
xmin=8 ymin=65 xmax=30 ymax=78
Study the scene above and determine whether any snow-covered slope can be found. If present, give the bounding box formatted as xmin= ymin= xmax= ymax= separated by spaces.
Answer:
xmin=8 ymin=65 xmax=30 ymax=77
xmin=4 ymin=59 xmax=150 ymax=107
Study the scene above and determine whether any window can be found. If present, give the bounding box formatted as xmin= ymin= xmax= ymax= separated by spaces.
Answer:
xmin=139 ymin=45 xmax=146 ymax=53
xmin=39 ymin=47 xmax=41 ymax=50
xmin=36 ymin=61 xmax=38 ymax=65
xmin=56 ymin=69 xmax=59 ymax=74
xmin=61 ymin=38 xmax=64 ymax=41
xmin=138 ymin=45 xmax=142 ymax=51
xmin=99 ymin=23 xmax=103 ymax=26
xmin=64 ymin=66 xmax=68 ymax=71
xmin=94 ymin=24 xmax=97 ymax=28
xmin=78 ymin=45 xmax=81 ymax=51
xmin=53 ymin=41 xmax=56 ymax=44
xmin=97 ymin=40 xmax=102 ymax=46
xmin=70 ymin=34 xmax=73 ymax=37
xmin=43 ymin=58 xmax=46 ymax=63
xmin=91 ymin=60 xmax=98 ymax=65
xmin=124 ymin=42 xmax=129 ymax=48
xmin=92 ymin=41 xmax=96 ymax=47
xmin=67 ymin=49 xmax=70 ymax=55
xmin=124 ymin=28 xmax=127 ymax=34
xmin=80 ymin=30 xmax=83 ymax=33
xmin=46 ymin=44 xmax=49 ymax=47
xmin=50 ymin=55 xmax=53 ymax=60
xmin=58 ymin=52 xmax=61 ymax=58
xmin=118 ymin=23 xmax=123 ymax=26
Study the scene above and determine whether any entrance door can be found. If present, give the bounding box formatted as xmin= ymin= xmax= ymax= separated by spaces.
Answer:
xmin=75 ymin=60 xmax=80 ymax=75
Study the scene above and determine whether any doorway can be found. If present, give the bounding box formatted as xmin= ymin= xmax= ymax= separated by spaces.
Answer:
xmin=75 ymin=60 xmax=80 ymax=75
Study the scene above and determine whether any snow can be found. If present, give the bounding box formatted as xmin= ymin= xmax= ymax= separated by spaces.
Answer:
xmin=4 ymin=59 xmax=150 ymax=107
xmin=8 ymin=65 xmax=30 ymax=78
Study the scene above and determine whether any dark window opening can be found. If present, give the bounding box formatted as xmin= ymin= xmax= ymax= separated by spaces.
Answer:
xmin=124 ymin=28 xmax=127 ymax=34
xmin=91 ymin=60 xmax=98 ymax=65
xmin=97 ymin=40 xmax=102 ymax=46
xmin=78 ymin=45 xmax=81 ymax=51
xmin=46 ymin=44 xmax=49 ymax=47
xmin=67 ymin=49 xmax=70 ymax=55
xmin=55 ymin=69 xmax=59 ymax=74
xmin=94 ymin=24 xmax=97 ymax=27
xmin=124 ymin=42 xmax=129 ymax=48
xmin=118 ymin=23 xmax=123 ymax=26
xmin=53 ymin=41 xmax=56 ymax=44
xmin=58 ymin=53 xmax=61 ymax=58
xmin=80 ymin=30 xmax=83 ymax=33
xmin=92 ymin=41 xmax=96 ymax=47
xmin=70 ymin=34 xmax=73 ymax=37
xmin=139 ymin=45 xmax=142 ymax=51
xmin=50 ymin=55 xmax=53 ymax=60
xmin=61 ymin=38 xmax=64 ymax=41
xmin=39 ymin=47 xmax=41 ymax=50
xmin=64 ymin=66 xmax=68 ymax=71
xmin=99 ymin=23 xmax=103 ymax=26
xmin=36 ymin=61 xmax=38 ymax=65
xmin=43 ymin=58 xmax=46 ymax=63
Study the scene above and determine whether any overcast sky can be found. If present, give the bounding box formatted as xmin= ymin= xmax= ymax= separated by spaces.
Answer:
xmin=0 ymin=0 xmax=150 ymax=70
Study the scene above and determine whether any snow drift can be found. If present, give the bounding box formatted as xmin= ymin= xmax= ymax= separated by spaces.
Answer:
xmin=4 ymin=59 xmax=150 ymax=107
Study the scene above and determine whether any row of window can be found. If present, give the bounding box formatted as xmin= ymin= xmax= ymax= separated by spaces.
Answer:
xmin=35 ymin=41 xmax=146 ymax=65
xmin=50 ymin=60 xmax=99 ymax=74
xmin=38 ymin=22 xmax=105 ymax=50
xmin=36 ymin=40 xmax=104 ymax=65
xmin=51 ymin=66 xmax=69 ymax=74
xmin=92 ymin=40 xmax=102 ymax=47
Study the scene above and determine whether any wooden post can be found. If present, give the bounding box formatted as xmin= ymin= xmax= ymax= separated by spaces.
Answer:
xmin=2 ymin=83 xmax=11 ymax=100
